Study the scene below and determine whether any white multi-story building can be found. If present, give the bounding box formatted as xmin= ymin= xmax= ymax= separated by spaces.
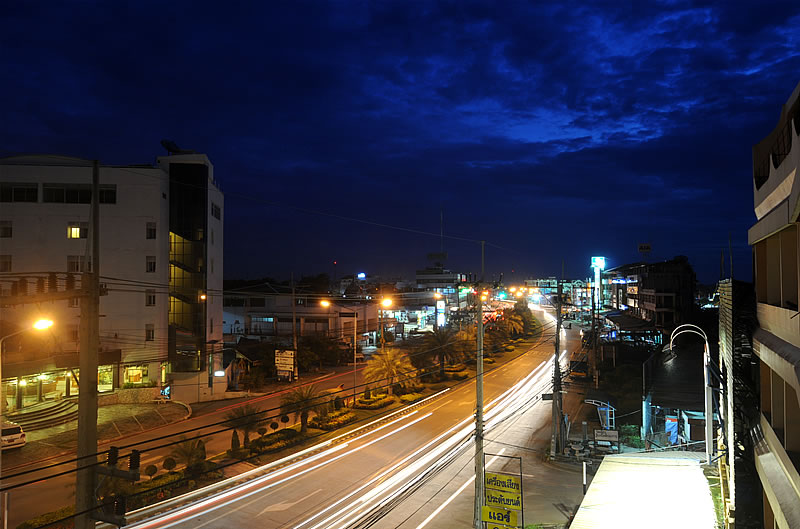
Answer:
xmin=748 ymin=80 xmax=800 ymax=528
xmin=0 ymin=152 xmax=224 ymax=405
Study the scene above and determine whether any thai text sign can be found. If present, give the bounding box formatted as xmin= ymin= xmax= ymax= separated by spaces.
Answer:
xmin=485 ymin=490 xmax=522 ymax=509
xmin=481 ymin=506 xmax=518 ymax=527
xmin=594 ymin=429 xmax=619 ymax=442
xmin=485 ymin=472 xmax=521 ymax=493
xmin=275 ymin=349 xmax=295 ymax=370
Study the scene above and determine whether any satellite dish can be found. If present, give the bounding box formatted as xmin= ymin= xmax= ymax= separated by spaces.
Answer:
xmin=160 ymin=139 xmax=196 ymax=155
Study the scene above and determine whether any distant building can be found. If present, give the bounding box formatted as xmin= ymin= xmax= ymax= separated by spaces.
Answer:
xmin=0 ymin=152 xmax=224 ymax=405
xmin=603 ymin=257 xmax=696 ymax=329
xmin=223 ymin=293 xmax=379 ymax=348
xmin=747 ymin=80 xmax=800 ymax=528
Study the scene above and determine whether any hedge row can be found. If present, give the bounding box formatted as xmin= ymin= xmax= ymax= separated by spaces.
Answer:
xmin=309 ymin=410 xmax=357 ymax=431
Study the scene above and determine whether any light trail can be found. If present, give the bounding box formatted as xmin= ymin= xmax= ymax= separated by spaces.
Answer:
xmin=127 ymin=347 xmax=568 ymax=529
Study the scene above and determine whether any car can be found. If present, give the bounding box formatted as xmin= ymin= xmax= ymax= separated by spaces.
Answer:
xmin=1 ymin=421 xmax=26 ymax=449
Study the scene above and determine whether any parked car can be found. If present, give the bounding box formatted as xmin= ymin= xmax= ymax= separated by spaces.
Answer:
xmin=1 ymin=422 xmax=26 ymax=449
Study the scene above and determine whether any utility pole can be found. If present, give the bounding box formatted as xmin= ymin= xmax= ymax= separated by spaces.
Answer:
xmin=473 ymin=240 xmax=485 ymax=529
xmin=75 ymin=160 xmax=100 ymax=529
xmin=589 ymin=282 xmax=597 ymax=389
xmin=551 ymin=279 xmax=564 ymax=456
xmin=291 ymin=272 xmax=298 ymax=381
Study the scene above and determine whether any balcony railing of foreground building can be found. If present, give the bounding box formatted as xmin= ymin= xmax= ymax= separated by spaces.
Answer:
xmin=757 ymin=348 xmax=800 ymax=473
xmin=754 ymin=108 xmax=799 ymax=191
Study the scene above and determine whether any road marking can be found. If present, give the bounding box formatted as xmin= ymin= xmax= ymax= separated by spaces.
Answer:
xmin=257 ymin=488 xmax=322 ymax=515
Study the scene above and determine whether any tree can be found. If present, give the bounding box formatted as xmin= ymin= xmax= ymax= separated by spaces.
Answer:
xmin=363 ymin=349 xmax=415 ymax=395
xmin=499 ymin=311 xmax=524 ymax=336
xmin=422 ymin=327 xmax=459 ymax=379
xmin=170 ymin=437 xmax=207 ymax=476
xmin=279 ymin=384 xmax=330 ymax=434
xmin=224 ymin=404 xmax=266 ymax=448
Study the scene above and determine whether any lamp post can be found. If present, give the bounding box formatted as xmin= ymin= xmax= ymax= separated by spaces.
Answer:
xmin=668 ymin=324 xmax=714 ymax=465
xmin=380 ymin=298 xmax=392 ymax=355
xmin=321 ymin=299 xmax=359 ymax=404
xmin=0 ymin=319 xmax=54 ymax=518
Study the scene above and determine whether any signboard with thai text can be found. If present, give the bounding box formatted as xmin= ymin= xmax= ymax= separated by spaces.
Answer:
xmin=481 ymin=506 xmax=518 ymax=527
xmin=594 ymin=429 xmax=619 ymax=442
xmin=485 ymin=490 xmax=522 ymax=510
xmin=275 ymin=349 xmax=295 ymax=370
xmin=485 ymin=472 xmax=521 ymax=494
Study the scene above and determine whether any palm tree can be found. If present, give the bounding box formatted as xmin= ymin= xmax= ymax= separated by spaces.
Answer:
xmin=224 ymin=404 xmax=266 ymax=448
xmin=280 ymin=384 xmax=330 ymax=434
xmin=423 ymin=327 xmax=459 ymax=379
xmin=363 ymin=349 xmax=415 ymax=395
xmin=170 ymin=437 xmax=207 ymax=476
xmin=499 ymin=311 xmax=525 ymax=336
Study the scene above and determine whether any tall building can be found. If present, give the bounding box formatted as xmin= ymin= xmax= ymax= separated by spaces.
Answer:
xmin=0 ymin=152 xmax=224 ymax=405
xmin=748 ymin=80 xmax=800 ymax=528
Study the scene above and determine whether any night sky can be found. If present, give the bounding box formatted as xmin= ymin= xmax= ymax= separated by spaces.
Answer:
xmin=3 ymin=2 xmax=800 ymax=285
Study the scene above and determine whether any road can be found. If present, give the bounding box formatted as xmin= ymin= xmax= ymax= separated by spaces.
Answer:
xmin=120 ymin=308 xmax=577 ymax=529
xmin=3 ymin=366 xmax=368 ymax=528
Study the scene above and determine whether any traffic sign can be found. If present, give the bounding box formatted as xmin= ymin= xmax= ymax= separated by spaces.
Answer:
xmin=481 ymin=506 xmax=518 ymax=527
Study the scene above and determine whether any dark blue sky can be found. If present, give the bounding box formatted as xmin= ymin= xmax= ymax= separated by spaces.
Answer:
xmin=3 ymin=2 xmax=800 ymax=284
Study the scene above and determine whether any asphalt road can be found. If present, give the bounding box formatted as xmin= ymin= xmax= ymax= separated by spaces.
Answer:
xmin=3 ymin=366 xmax=367 ymax=528
xmin=123 ymin=310 xmax=575 ymax=529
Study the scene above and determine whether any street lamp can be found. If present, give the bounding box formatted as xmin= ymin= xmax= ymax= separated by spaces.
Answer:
xmin=321 ymin=300 xmax=359 ymax=404
xmin=1 ymin=319 xmax=54 ymax=502
xmin=380 ymin=298 xmax=392 ymax=355
xmin=668 ymin=324 xmax=714 ymax=465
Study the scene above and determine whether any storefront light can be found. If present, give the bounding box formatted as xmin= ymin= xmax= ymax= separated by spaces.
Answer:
xmin=19 ymin=379 xmax=27 ymax=387
xmin=214 ymin=370 xmax=226 ymax=377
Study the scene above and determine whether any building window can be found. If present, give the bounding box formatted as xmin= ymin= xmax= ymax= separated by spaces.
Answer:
xmin=145 ymin=324 xmax=155 ymax=341
xmin=146 ymin=222 xmax=157 ymax=239
xmin=67 ymin=255 xmax=91 ymax=273
xmin=211 ymin=202 xmax=221 ymax=220
xmin=123 ymin=365 xmax=149 ymax=385
xmin=42 ymin=184 xmax=117 ymax=204
xmin=0 ymin=255 xmax=10 ymax=272
xmin=99 ymin=185 xmax=117 ymax=204
xmin=0 ymin=183 xmax=38 ymax=202
xmin=146 ymin=256 xmax=156 ymax=273
xmin=69 ymin=325 xmax=79 ymax=342
xmin=67 ymin=222 xmax=88 ymax=239
xmin=0 ymin=221 xmax=11 ymax=238
xmin=69 ymin=297 xmax=80 ymax=308
xmin=145 ymin=289 xmax=156 ymax=306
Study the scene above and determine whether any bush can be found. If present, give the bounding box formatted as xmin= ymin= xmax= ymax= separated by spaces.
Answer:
xmin=363 ymin=385 xmax=372 ymax=400
xmin=450 ymin=371 xmax=468 ymax=381
xmin=354 ymin=395 xmax=395 ymax=410
xmin=162 ymin=457 xmax=176 ymax=472
xmin=17 ymin=506 xmax=74 ymax=529
xmin=227 ymin=447 xmax=249 ymax=460
xmin=270 ymin=421 xmax=279 ymax=430
xmin=309 ymin=410 xmax=356 ymax=431
xmin=400 ymin=393 xmax=423 ymax=403
xmin=280 ymin=415 xmax=290 ymax=424
xmin=144 ymin=464 xmax=158 ymax=480
xmin=231 ymin=430 xmax=240 ymax=451
xmin=249 ymin=428 xmax=304 ymax=455
xmin=333 ymin=396 xmax=344 ymax=410
xmin=257 ymin=427 xmax=267 ymax=437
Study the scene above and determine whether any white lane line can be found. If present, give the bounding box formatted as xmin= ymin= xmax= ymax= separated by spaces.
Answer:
xmin=414 ymin=450 xmax=507 ymax=529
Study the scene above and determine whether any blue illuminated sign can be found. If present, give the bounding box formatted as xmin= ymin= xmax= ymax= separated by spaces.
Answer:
xmin=357 ymin=272 xmax=366 ymax=280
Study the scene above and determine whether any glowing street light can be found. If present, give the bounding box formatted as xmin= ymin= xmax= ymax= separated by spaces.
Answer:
xmin=1 ymin=318 xmax=55 ymax=487
xmin=320 ymin=300 xmax=331 ymax=308
xmin=381 ymin=298 xmax=393 ymax=308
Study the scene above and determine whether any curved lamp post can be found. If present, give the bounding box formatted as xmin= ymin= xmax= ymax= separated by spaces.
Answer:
xmin=669 ymin=323 xmax=714 ymax=464
xmin=321 ymin=299 xmax=360 ymax=404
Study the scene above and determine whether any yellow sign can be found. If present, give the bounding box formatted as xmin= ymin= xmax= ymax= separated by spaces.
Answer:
xmin=486 ymin=489 xmax=522 ymax=509
xmin=485 ymin=472 xmax=521 ymax=493
xmin=481 ymin=506 xmax=518 ymax=527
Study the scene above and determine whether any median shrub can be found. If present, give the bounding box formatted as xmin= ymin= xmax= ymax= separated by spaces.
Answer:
xmin=309 ymin=409 xmax=356 ymax=430
xmin=17 ymin=506 xmax=74 ymax=529
xmin=400 ymin=393 xmax=423 ymax=403
xmin=249 ymin=428 xmax=303 ymax=454
xmin=449 ymin=371 xmax=468 ymax=381
xmin=354 ymin=395 xmax=395 ymax=409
